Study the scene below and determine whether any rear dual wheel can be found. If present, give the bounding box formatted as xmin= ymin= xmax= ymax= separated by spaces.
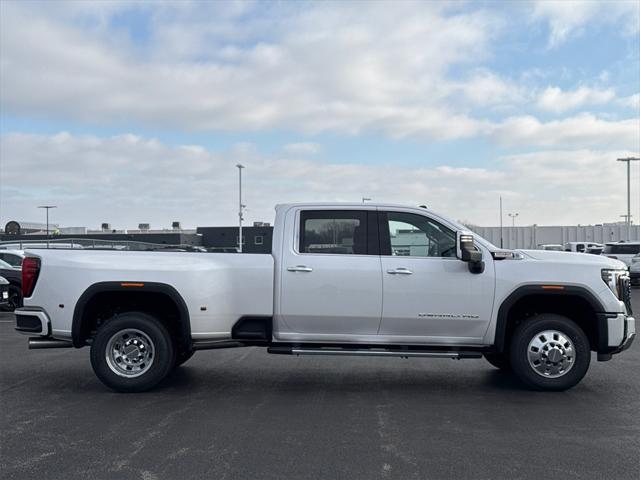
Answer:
xmin=90 ymin=312 xmax=175 ymax=393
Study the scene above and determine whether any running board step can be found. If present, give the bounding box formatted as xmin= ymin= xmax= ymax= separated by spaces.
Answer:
xmin=267 ymin=346 xmax=482 ymax=359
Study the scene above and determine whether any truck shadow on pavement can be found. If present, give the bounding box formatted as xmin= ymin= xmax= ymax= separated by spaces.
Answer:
xmin=155 ymin=363 xmax=532 ymax=396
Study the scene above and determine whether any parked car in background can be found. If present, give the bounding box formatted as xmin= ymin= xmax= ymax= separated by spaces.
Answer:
xmin=0 ymin=258 xmax=22 ymax=311
xmin=0 ymin=250 xmax=25 ymax=268
xmin=0 ymin=276 xmax=9 ymax=307
xmin=585 ymin=246 xmax=604 ymax=255
xmin=539 ymin=244 xmax=563 ymax=251
xmin=603 ymin=242 xmax=640 ymax=267
xmin=564 ymin=242 xmax=602 ymax=253
xmin=630 ymin=254 xmax=640 ymax=286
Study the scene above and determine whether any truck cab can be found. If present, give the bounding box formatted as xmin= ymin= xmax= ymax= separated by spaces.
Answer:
xmin=273 ymin=204 xmax=494 ymax=344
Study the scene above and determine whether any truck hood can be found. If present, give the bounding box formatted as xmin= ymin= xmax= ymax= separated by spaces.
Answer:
xmin=519 ymin=249 xmax=626 ymax=269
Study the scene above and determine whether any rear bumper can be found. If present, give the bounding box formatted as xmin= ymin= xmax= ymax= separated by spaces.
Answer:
xmin=14 ymin=308 xmax=50 ymax=336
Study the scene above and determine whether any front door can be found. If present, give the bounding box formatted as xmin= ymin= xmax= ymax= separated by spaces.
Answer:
xmin=378 ymin=210 xmax=495 ymax=343
xmin=278 ymin=209 xmax=383 ymax=337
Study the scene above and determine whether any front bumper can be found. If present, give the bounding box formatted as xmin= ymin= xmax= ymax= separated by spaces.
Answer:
xmin=613 ymin=314 xmax=635 ymax=353
xmin=599 ymin=313 xmax=635 ymax=360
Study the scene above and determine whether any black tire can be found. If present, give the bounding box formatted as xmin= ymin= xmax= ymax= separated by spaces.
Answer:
xmin=483 ymin=352 xmax=511 ymax=371
xmin=90 ymin=312 xmax=175 ymax=393
xmin=175 ymin=348 xmax=195 ymax=367
xmin=510 ymin=314 xmax=590 ymax=391
xmin=3 ymin=285 xmax=22 ymax=312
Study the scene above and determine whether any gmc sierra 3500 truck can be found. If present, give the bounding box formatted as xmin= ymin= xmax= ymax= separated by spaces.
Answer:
xmin=15 ymin=203 xmax=635 ymax=392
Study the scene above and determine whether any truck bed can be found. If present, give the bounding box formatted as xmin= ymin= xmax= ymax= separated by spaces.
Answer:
xmin=24 ymin=250 xmax=274 ymax=340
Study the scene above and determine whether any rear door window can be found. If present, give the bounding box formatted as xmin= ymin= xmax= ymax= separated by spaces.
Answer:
xmin=299 ymin=210 xmax=378 ymax=255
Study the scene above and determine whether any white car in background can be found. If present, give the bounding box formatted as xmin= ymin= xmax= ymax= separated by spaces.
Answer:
xmin=602 ymin=242 xmax=640 ymax=267
xmin=539 ymin=244 xmax=563 ymax=251
xmin=564 ymin=242 xmax=602 ymax=253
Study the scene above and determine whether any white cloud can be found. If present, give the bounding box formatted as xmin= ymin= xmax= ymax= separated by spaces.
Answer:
xmin=491 ymin=114 xmax=639 ymax=149
xmin=0 ymin=1 xmax=499 ymax=140
xmin=455 ymin=70 xmax=526 ymax=108
xmin=536 ymin=86 xmax=616 ymax=113
xmin=1 ymin=2 xmax=636 ymax=148
xmin=283 ymin=143 xmax=321 ymax=155
xmin=532 ymin=0 xmax=640 ymax=48
xmin=0 ymin=132 xmax=635 ymax=229
xmin=621 ymin=93 xmax=640 ymax=111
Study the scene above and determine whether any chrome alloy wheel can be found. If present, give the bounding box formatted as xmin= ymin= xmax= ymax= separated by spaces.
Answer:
xmin=105 ymin=328 xmax=155 ymax=378
xmin=527 ymin=330 xmax=575 ymax=378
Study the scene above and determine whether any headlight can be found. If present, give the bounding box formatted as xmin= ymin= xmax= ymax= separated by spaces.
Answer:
xmin=602 ymin=269 xmax=628 ymax=299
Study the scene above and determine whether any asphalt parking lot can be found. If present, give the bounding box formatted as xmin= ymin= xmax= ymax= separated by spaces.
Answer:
xmin=1 ymin=296 xmax=639 ymax=480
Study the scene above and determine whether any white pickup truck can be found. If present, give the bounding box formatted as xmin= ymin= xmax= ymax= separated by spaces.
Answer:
xmin=16 ymin=203 xmax=635 ymax=392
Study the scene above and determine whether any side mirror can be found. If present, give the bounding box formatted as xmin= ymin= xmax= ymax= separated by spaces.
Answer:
xmin=457 ymin=232 xmax=484 ymax=274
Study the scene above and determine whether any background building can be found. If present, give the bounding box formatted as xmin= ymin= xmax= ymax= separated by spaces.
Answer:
xmin=471 ymin=224 xmax=640 ymax=249
xmin=196 ymin=224 xmax=273 ymax=253
xmin=3 ymin=219 xmax=638 ymax=252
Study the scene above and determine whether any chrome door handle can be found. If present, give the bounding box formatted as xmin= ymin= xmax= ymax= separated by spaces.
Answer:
xmin=287 ymin=265 xmax=313 ymax=272
xmin=387 ymin=268 xmax=413 ymax=275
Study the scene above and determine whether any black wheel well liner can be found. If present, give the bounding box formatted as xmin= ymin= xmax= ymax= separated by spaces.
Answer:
xmin=494 ymin=285 xmax=607 ymax=353
xmin=72 ymin=281 xmax=191 ymax=350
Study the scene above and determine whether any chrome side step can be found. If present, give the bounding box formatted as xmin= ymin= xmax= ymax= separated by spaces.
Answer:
xmin=268 ymin=346 xmax=482 ymax=359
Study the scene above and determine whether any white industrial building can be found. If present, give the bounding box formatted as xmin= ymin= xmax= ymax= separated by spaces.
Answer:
xmin=471 ymin=224 xmax=640 ymax=250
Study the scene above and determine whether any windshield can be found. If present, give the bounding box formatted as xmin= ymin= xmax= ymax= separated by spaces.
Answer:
xmin=426 ymin=211 xmax=500 ymax=251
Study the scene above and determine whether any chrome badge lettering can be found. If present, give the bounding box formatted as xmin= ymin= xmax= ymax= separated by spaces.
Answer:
xmin=418 ymin=313 xmax=480 ymax=319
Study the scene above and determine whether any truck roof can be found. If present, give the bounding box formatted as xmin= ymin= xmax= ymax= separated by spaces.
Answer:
xmin=275 ymin=202 xmax=427 ymax=210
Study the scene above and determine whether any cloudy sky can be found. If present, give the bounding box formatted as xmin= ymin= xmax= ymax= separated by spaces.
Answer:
xmin=0 ymin=0 xmax=638 ymax=229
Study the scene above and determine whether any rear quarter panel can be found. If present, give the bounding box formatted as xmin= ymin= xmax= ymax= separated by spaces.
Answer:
xmin=24 ymin=250 xmax=274 ymax=340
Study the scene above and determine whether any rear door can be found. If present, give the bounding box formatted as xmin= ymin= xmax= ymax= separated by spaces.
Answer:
xmin=277 ymin=209 xmax=383 ymax=337
xmin=378 ymin=210 xmax=495 ymax=342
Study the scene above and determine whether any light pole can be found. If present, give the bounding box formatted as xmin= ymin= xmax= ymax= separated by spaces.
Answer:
xmin=37 ymin=205 xmax=57 ymax=237
xmin=236 ymin=164 xmax=245 ymax=253
xmin=617 ymin=157 xmax=640 ymax=228
xmin=499 ymin=196 xmax=503 ymax=248
xmin=508 ymin=212 xmax=519 ymax=227
xmin=362 ymin=197 xmax=371 ymax=203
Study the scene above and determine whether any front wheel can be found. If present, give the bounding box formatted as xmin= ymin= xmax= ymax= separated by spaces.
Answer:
xmin=90 ymin=312 xmax=175 ymax=392
xmin=510 ymin=314 xmax=590 ymax=391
